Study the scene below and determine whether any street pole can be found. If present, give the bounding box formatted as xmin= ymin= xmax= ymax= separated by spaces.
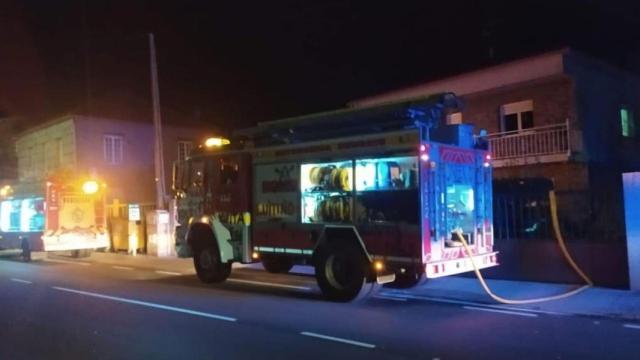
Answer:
xmin=149 ymin=33 xmax=166 ymax=210
xmin=146 ymin=33 xmax=172 ymax=257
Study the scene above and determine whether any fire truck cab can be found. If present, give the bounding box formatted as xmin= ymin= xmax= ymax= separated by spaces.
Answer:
xmin=173 ymin=93 xmax=498 ymax=301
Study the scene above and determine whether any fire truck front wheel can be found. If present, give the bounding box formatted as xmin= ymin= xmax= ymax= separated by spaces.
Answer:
xmin=193 ymin=245 xmax=231 ymax=283
xmin=314 ymin=243 xmax=367 ymax=302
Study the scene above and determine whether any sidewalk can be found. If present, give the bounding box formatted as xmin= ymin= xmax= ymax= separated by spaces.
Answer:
xmin=385 ymin=276 xmax=640 ymax=321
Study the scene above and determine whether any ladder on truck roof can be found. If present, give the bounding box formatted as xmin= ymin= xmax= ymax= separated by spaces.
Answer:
xmin=235 ymin=92 xmax=461 ymax=148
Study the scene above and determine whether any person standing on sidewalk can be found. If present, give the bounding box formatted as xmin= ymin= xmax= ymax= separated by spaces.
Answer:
xmin=20 ymin=236 xmax=31 ymax=262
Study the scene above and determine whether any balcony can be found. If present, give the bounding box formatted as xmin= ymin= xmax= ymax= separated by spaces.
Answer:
xmin=486 ymin=121 xmax=573 ymax=167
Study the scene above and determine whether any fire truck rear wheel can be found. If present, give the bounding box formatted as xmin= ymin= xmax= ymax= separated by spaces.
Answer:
xmin=261 ymin=255 xmax=294 ymax=274
xmin=314 ymin=243 xmax=367 ymax=302
xmin=194 ymin=245 xmax=231 ymax=283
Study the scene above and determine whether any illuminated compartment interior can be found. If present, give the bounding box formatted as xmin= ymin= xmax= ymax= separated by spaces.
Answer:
xmin=301 ymin=161 xmax=353 ymax=223
xmin=354 ymin=156 xmax=419 ymax=224
xmin=0 ymin=198 xmax=45 ymax=232
xmin=445 ymin=184 xmax=475 ymax=243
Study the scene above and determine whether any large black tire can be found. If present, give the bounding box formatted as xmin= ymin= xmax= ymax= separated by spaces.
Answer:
xmin=384 ymin=271 xmax=424 ymax=289
xmin=314 ymin=242 xmax=367 ymax=302
xmin=193 ymin=245 xmax=231 ymax=283
xmin=262 ymin=255 xmax=294 ymax=274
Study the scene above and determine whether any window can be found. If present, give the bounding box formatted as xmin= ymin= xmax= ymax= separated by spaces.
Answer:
xmin=446 ymin=112 xmax=463 ymax=125
xmin=621 ymin=107 xmax=636 ymax=137
xmin=178 ymin=141 xmax=193 ymax=161
xmin=104 ymin=134 xmax=123 ymax=164
xmin=501 ymin=100 xmax=534 ymax=132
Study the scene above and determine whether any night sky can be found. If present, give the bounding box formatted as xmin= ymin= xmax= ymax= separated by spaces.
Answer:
xmin=1 ymin=0 xmax=640 ymax=132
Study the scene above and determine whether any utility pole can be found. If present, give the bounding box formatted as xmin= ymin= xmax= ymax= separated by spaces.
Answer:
xmin=146 ymin=33 xmax=172 ymax=257
xmin=149 ymin=33 xmax=166 ymax=210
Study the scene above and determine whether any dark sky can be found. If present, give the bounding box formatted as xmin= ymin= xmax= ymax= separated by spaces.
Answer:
xmin=2 ymin=0 xmax=640 ymax=132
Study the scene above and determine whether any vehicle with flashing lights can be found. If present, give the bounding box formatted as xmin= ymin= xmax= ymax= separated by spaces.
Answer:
xmin=0 ymin=173 xmax=109 ymax=258
xmin=172 ymin=93 xmax=497 ymax=301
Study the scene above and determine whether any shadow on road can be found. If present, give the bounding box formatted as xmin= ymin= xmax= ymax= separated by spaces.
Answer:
xmin=139 ymin=273 xmax=326 ymax=302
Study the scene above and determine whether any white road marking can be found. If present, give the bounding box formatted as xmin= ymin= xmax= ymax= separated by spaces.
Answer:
xmin=10 ymin=278 xmax=32 ymax=284
xmin=52 ymin=286 xmax=237 ymax=322
xmin=623 ymin=324 xmax=640 ymax=330
xmin=382 ymin=292 xmax=567 ymax=316
xmin=46 ymin=258 xmax=91 ymax=266
xmin=373 ymin=295 xmax=407 ymax=302
xmin=227 ymin=278 xmax=312 ymax=291
xmin=155 ymin=270 xmax=182 ymax=276
xmin=300 ymin=331 xmax=376 ymax=349
xmin=112 ymin=266 xmax=134 ymax=271
xmin=463 ymin=306 xmax=538 ymax=318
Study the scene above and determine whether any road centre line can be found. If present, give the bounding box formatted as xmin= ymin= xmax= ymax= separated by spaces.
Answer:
xmin=463 ymin=306 xmax=538 ymax=318
xmin=52 ymin=286 xmax=237 ymax=322
xmin=10 ymin=278 xmax=32 ymax=284
xmin=112 ymin=266 xmax=134 ymax=270
xmin=227 ymin=278 xmax=312 ymax=291
xmin=46 ymin=258 xmax=91 ymax=266
xmin=300 ymin=331 xmax=376 ymax=349
xmin=155 ymin=270 xmax=183 ymax=276
xmin=623 ymin=324 xmax=640 ymax=330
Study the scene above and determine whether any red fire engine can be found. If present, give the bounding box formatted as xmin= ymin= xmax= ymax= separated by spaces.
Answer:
xmin=0 ymin=174 xmax=109 ymax=257
xmin=173 ymin=93 xmax=497 ymax=301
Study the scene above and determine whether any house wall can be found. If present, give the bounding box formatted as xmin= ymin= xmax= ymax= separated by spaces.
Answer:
xmin=73 ymin=116 xmax=155 ymax=203
xmin=73 ymin=116 xmax=208 ymax=204
xmin=565 ymin=52 xmax=640 ymax=167
xmin=351 ymin=50 xmax=565 ymax=107
xmin=15 ymin=117 xmax=76 ymax=182
xmin=461 ymin=75 xmax=575 ymax=134
xmin=0 ymin=117 xmax=18 ymax=182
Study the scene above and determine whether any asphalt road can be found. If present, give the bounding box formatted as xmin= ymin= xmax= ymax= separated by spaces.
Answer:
xmin=0 ymin=255 xmax=638 ymax=360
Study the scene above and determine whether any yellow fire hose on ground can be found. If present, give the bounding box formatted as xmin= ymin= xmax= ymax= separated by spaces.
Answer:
xmin=455 ymin=191 xmax=593 ymax=304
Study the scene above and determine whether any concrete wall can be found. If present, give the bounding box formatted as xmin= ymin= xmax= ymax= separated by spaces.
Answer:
xmin=623 ymin=172 xmax=640 ymax=290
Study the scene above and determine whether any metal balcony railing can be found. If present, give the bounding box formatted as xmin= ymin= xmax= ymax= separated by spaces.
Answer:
xmin=486 ymin=121 xmax=570 ymax=162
